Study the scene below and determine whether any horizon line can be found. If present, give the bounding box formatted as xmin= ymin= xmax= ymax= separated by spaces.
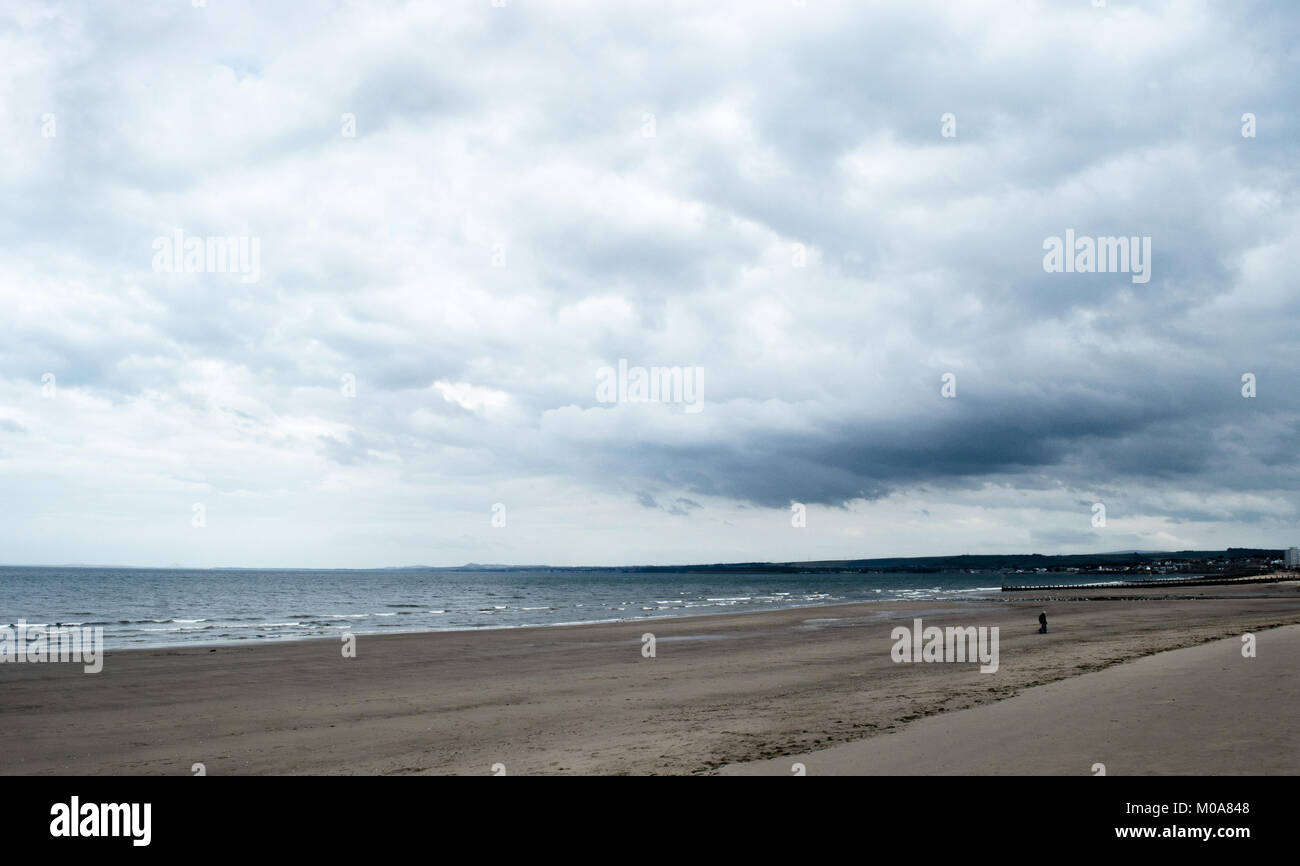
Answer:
xmin=0 ymin=546 xmax=1285 ymax=572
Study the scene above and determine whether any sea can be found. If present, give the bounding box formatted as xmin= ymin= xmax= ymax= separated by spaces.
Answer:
xmin=0 ymin=566 xmax=1022 ymax=650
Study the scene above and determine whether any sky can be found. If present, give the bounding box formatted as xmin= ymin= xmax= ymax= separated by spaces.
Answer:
xmin=1 ymin=0 xmax=1298 ymax=568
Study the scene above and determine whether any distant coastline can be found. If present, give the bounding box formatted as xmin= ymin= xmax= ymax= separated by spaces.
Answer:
xmin=3 ymin=547 xmax=1285 ymax=575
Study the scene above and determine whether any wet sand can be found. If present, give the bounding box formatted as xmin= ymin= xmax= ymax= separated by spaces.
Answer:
xmin=3 ymin=581 xmax=1298 ymax=775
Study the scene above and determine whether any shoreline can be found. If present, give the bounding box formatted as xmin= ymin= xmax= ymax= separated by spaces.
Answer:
xmin=1000 ymin=571 xmax=1296 ymax=591
xmin=69 ymin=593 xmax=1008 ymax=655
xmin=20 ymin=571 xmax=1293 ymax=655
xmin=27 ymin=574 xmax=1286 ymax=655
xmin=4 ymin=581 xmax=1298 ymax=775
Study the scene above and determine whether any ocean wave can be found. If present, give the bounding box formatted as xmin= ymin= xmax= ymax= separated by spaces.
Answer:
xmin=6 ymin=568 xmax=1004 ymax=650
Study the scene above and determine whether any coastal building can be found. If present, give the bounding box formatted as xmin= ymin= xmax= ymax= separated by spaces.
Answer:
xmin=1286 ymin=548 xmax=1300 ymax=569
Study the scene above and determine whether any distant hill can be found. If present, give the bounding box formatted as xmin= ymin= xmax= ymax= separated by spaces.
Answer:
xmin=383 ymin=548 xmax=1284 ymax=575
xmin=7 ymin=548 xmax=1282 ymax=574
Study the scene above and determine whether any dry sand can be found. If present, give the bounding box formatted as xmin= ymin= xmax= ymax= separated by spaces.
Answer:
xmin=721 ymin=623 xmax=1300 ymax=775
xmin=3 ymin=581 xmax=1298 ymax=775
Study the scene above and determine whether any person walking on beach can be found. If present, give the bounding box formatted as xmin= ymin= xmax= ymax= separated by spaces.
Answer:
xmin=1038 ymin=611 xmax=1048 ymax=634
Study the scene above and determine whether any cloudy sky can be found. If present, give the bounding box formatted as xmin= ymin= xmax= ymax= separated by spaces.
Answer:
xmin=1 ymin=0 xmax=1297 ymax=568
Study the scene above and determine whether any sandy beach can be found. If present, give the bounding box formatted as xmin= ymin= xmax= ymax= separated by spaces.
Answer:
xmin=4 ymin=580 xmax=1298 ymax=775
xmin=722 ymin=622 xmax=1300 ymax=775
